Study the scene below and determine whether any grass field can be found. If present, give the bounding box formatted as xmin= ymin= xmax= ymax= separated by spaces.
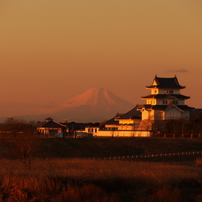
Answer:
xmin=0 ymin=158 xmax=202 ymax=201
xmin=0 ymin=137 xmax=202 ymax=201
xmin=1 ymin=137 xmax=202 ymax=159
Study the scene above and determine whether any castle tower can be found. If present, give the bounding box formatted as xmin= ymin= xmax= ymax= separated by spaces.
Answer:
xmin=139 ymin=75 xmax=194 ymax=120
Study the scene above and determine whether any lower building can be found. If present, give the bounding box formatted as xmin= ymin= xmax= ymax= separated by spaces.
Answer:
xmin=76 ymin=106 xmax=152 ymax=137
xmin=36 ymin=117 xmax=68 ymax=137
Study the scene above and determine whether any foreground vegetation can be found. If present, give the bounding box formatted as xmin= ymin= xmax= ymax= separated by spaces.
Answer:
xmin=1 ymin=118 xmax=202 ymax=201
xmin=0 ymin=158 xmax=201 ymax=202
xmin=1 ymin=137 xmax=202 ymax=160
xmin=1 ymin=136 xmax=202 ymax=201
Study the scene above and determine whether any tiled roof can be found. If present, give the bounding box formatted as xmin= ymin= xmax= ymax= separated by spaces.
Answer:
xmin=140 ymin=104 xmax=194 ymax=111
xmin=103 ymin=113 xmax=123 ymax=125
xmin=36 ymin=119 xmax=67 ymax=128
xmin=103 ymin=106 xmax=141 ymax=124
xmin=103 ymin=117 xmax=119 ymax=125
xmin=177 ymin=105 xmax=195 ymax=111
xmin=146 ymin=76 xmax=185 ymax=89
xmin=118 ymin=105 xmax=141 ymax=119
xmin=141 ymin=94 xmax=190 ymax=99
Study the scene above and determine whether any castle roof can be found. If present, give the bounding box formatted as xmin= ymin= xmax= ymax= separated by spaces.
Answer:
xmin=146 ymin=76 xmax=185 ymax=89
xmin=141 ymin=94 xmax=190 ymax=100
xmin=139 ymin=104 xmax=194 ymax=112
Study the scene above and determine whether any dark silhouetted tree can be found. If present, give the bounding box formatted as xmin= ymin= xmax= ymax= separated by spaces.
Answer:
xmin=1 ymin=118 xmax=40 ymax=169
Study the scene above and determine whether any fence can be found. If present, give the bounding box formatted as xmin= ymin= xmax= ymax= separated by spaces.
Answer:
xmin=88 ymin=151 xmax=202 ymax=160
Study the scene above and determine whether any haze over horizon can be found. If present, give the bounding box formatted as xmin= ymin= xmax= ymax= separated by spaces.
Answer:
xmin=1 ymin=0 xmax=202 ymax=118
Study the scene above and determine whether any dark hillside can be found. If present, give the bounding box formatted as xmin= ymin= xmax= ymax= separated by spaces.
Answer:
xmin=1 ymin=137 xmax=202 ymax=159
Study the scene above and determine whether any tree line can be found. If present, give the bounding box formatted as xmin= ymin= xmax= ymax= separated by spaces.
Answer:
xmin=152 ymin=112 xmax=202 ymax=137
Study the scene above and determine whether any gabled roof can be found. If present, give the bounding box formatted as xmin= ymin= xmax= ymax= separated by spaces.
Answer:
xmin=141 ymin=94 xmax=190 ymax=99
xmin=146 ymin=76 xmax=185 ymax=89
xmin=36 ymin=118 xmax=67 ymax=128
xmin=104 ymin=117 xmax=119 ymax=125
xmin=117 ymin=105 xmax=141 ymax=120
xmin=164 ymin=102 xmax=184 ymax=112
xmin=103 ymin=106 xmax=141 ymax=125
xmin=103 ymin=113 xmax=122 ymax=125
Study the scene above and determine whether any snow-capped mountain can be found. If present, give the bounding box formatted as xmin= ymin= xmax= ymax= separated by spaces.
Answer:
xmin=35 ymin=88 xmax=135 ymax=122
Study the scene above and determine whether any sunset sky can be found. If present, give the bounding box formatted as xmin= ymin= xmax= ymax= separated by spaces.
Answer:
xmin=0 ymin=0 xmax=202 ymax=117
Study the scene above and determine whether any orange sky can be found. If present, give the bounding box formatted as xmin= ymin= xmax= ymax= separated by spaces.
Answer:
xmin=0 ymin=0 xmax=202 ymax=116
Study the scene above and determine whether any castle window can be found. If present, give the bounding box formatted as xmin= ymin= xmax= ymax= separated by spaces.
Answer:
xmin=164 ymin=90 xmax=173 ymax=94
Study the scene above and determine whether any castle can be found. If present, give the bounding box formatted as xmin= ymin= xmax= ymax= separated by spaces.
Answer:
xmin=76 ymin=76 xmax=194 ymax=137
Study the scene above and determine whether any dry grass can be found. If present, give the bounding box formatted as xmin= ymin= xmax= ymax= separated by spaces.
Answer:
xmin=0 ymin=159 xmax=201 ymax=201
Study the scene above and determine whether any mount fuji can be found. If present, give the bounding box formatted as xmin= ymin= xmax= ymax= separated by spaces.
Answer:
xmin=34 ymin=88 xmax=135 ymax=122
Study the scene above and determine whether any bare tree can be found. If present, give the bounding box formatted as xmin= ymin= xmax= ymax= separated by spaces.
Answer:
xmin=138 ymin=119 xmax=153 ymax=131
xmin=138 ymin=115 xmax=165 ymax=136
xmin=5 ymin=133 xmax=40 ymax=169
xmin=1 ymin=118 xmax=40 ymax=169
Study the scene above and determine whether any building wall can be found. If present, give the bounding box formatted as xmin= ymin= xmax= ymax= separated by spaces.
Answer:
xmin=158 ymin=89 xmax=180 ymax=94
xmin=37 ymin=127 xmax=63 ymax=135
xmin=142 ymin=109 xmax=154 ymax=120
xmin=151 ymin=89 xmax=158 ymax=94
xmin=177 ymin=100 xmax=185 ymax=105
xmin=165 ymin=107 xmax=182 ymax=119
xmin=117 ymin=125 xmax=134 ymax=130
xmin=119 ymin=119 xmax=137 ymax=124
xmin=94 ymin=130 xmax=151 ymax=137
xmin=149 ymin=88 xmax=181 ymax=95
xmin=181 ymin=111 xmax=190 ymax=119
xmin=154 ymin=110 xmax=164 ymax=120
xmin=85 ymin=127 xmax=99 ymax=135
xmin=146 ymin=99 xmax=156 ymax=105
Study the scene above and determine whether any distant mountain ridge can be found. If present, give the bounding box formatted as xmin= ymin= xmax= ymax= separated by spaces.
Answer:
xmin=35 ymin=88 xmax=134 ymax=122
xmin=0 ymin=88 xmax=135 ymax=122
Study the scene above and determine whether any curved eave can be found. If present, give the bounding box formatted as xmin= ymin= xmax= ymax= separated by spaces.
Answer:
xmin=118 ymin=116 xmax=141 ymax=120
xmin=146 ymin=85 xmax=185 ymax=89
xmin=139 ymin=104 xmax=194 ymax=112
xmin=152 ymin=105 xmax=194 ymax=111
xmin=141 ymin=94 xmax=190 ymax=99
